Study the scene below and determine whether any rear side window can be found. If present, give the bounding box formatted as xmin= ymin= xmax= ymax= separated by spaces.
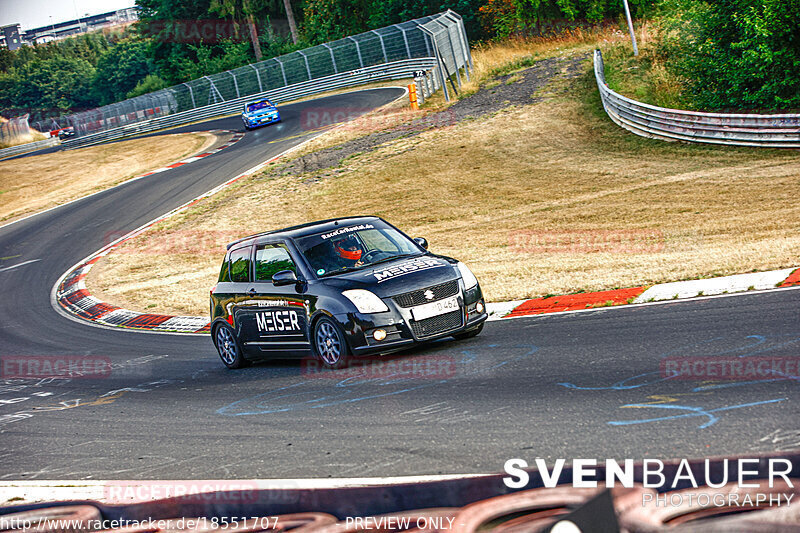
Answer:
xmin=218 ymin=257 xmax=230 ymax=282
xmin=255 ymin=244 xmax=297 ymax=281
xmin=229 ymin=246 xmax=252 ymax=282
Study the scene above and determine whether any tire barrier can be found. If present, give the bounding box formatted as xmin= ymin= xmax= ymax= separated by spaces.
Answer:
xmin=593 ymin=49 xmax=800 ymax=148
xmin=617 ymin=480 xmax=800 ymax=533
xmin=2 ymin=455 xmax=799 ymax=533
xmin=4 ymin=487 xmax=797 ymax=533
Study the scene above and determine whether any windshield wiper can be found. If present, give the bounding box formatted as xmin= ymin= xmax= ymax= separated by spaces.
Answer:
xmin=321 ymin=265 xmax=364 ymax=277
xmin=366 ymin=253 xmax=420 ymax=268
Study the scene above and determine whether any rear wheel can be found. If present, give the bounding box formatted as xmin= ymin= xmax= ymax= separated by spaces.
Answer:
xmin=313 ymin=316 xmax=350 ymax=368
xmin=214 ymin=324 xmax=247 ymax=369
xmin=454 ymin=322 xmax=484 ymax=340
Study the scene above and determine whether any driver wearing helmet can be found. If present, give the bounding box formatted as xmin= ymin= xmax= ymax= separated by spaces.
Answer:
xmin=333 ymin=234 xmax=365 ymax=267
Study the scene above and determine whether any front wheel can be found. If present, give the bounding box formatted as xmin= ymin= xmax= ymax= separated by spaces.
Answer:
xmin=313 ymin=316 xmax=350 ymax=368
xmin=454 ymin=322 xmax=484 ymax=340
xmin=214 ymin=324 xmax=247 ymax=369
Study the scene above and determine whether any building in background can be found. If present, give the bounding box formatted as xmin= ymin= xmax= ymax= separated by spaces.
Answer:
xmin=0 ymin=8 xmax=138 ymax=48
xmin=0 ymin=24 xmax=23 ymax=50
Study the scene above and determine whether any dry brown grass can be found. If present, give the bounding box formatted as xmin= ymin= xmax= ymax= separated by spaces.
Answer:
xmin=88 ymin=47 xmax=800 ymax=317
xmin=0 ymin=133 xmax=217 ymax=224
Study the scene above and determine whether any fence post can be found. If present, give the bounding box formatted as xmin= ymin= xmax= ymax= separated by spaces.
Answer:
xmin=274 ymin=57 xmax=288 ymax=86
xmin=322 ymin=43 xmax=338 ymax=73
xmin=371 ymin=30 xmax=388 ymax=63
xmin=298 ymin=50 xmax=312 ymax=80
xmin=396 ymin=25 xmax=412 ymax=59
xmin=229 ymin=71 xmax=240 ymax=98
xmin=183 ymin=83 xmax=197 ymax=109
xmin=250 ymin=64 xmax=263 ymax=92
xmin=347 ymin=36 xmax=364 ymax=68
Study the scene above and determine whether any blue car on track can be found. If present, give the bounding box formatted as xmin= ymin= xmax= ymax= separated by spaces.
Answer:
xmin=242 ymin=98 xmax=281 ymax=130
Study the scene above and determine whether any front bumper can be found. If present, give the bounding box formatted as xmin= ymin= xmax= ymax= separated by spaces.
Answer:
xmin=243 ymin=113 xmax=281 ymax=127
xmin=339 ymin=283 xmax=487 ymax=356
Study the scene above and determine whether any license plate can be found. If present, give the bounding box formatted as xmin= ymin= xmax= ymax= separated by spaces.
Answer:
xmin=411 ymin=296 xmax=460 ymax=321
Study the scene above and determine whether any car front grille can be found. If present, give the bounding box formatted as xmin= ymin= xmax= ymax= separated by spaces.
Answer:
xmin=410 ymin=309 xmax=463 ymax=339
xmin=393 ymin=280 xmax=459 ymax=308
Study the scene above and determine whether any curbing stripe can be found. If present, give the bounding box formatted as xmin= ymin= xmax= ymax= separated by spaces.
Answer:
xmin=632 ymin=269 xmax=795 ymax=303
xmin=125 ymin=131 xmax=244 ymax=179
xmin=0 ymin=130 xmax=242 ymax=233
xmin=780 ymin=268 xmax=800 ymax=287
xmin=507 ymin=287 xmax=645 ymax=317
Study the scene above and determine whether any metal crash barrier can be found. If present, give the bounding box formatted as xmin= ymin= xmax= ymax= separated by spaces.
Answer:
xmin=593 ymin=49 xmax=800 ymax=148
xmin=29 ymin=11 xmax=471 ymax=150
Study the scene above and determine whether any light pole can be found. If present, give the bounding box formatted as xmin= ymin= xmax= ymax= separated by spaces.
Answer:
xmin=622 ymin=0 xmax=639 ymax=56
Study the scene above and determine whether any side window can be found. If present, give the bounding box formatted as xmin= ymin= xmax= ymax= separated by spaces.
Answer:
xmin=229 ymin=246 xmax=252 ymax=283
xmin=218 ymin=255 xmax=230 ymax=282
xmin=255 ymin=244 xmax=297 ymax=281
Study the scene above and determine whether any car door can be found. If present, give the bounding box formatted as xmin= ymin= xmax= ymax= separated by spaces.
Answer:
xmin=224 ymin=244 xmax=253 ymax=339
xmin=237 ymin=242 xmax=310 ymax=357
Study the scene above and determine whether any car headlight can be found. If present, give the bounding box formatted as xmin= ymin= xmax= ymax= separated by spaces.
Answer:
xmin=457 ymin=262 xmax=478 ymax=290
xmin=342 ymin=289 xmax=389 ymax=313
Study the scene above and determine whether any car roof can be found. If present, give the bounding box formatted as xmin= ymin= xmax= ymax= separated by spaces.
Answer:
xmin=245 ymin=98 xmax=272 ymax=105
xmin=226 ymin=216 xmax=384 ymax=250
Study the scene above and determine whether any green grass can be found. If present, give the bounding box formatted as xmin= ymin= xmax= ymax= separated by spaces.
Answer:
xmin=601 ymin=43 xmax=692 ymax=110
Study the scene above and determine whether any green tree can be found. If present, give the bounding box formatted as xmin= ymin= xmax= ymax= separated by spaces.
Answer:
xmin=127 ymin=74 xmax=169 ymax=98
xmin=92 ymin=39 xmax=155 ymax=105
xmin=659 ymin=0 xmax=800 ymax=109
xmin=14 ymin=57 xmax=97 ymax=112
xmin=302 ymin=0 xmax=371 ymax=43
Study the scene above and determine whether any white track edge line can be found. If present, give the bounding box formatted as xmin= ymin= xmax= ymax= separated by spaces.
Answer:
xmin=0 ymin=131 xmax=232 ymax=232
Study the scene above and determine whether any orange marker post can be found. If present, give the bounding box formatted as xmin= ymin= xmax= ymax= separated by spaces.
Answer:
xmin=408 ymin=83 xmax=419 ymax=110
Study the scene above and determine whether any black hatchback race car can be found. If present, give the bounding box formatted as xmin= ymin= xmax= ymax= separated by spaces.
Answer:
xmin=210 ymin=216 xmax=487 ymax=369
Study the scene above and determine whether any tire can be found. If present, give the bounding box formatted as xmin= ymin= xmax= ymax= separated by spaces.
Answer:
xmin=313 ymin=316 xmax=350 ymax=368
xmin=214 ymin=323 xmax=247 ymax=369
xmin=454 ymin=322 xmax=484 ymax=340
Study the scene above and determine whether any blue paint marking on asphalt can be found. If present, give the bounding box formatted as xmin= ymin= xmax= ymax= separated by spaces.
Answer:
xmin=608 ymin=399 xmax=787 ymax=429
xmin=556 ymin=332 xmax=800 ymax=428
xmin=558 ymin=371 xmax=677 ymax=391
xmin=217 ymin=343 xmax=538 ymax=416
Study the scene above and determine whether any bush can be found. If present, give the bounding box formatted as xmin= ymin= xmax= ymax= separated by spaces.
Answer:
xmin=127 ymin=74 xmax=170 ymax=98
xmin=658 ymin=0 xmax=800 ymax=110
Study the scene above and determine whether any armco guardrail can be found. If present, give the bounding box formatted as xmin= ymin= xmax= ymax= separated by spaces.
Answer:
xmin=41 ymin=11 xmax=469 ymax=149
xmin=594 ymin=49 xmax=800 ymax=148
xmin=0 ymin=137 xmax=59 ymax=160
xmin=62 ymin=58 xmax=438 ymax=149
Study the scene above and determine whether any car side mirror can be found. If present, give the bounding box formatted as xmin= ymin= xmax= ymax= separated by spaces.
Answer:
xmin=272 ymin=270 xmax=298 ymax=286
xmin=414 ymin=237 xmax=429 ymax=250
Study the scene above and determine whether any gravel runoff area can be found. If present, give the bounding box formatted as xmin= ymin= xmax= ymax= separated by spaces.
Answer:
xmin=271 ymin=53 xmax=590 ymax=177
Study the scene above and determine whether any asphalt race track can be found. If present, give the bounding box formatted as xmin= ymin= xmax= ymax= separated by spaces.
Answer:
xmin=1 ymin=87 xmax=799 ymax=479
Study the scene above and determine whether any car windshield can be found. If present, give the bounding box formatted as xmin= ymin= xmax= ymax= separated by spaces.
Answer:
xmin=295 ymin=223 xmax=422 ymax=277
xmin=245 ymin=100 xmax=273 ymax=113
